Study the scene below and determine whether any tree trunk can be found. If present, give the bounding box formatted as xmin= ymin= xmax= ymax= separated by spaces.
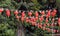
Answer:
xmin=17 ymin=23 xmax=25 ymax=36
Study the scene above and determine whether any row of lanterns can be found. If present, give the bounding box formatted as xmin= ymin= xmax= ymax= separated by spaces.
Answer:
xmin=0 ymin=8 xmax=60 ymax=33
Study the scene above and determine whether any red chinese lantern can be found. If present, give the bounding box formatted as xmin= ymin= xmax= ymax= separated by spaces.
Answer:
xmin=46 ymin=18 xmax=48 ymax=23
xmin=31 ymin=21 xmax=36 ymax=26
xmin=46 ymin=28 xmax=51 ymax=32
xmin=16 ymin=15 xmax=19 ymax=19
xmin=53 ymin=9 xmax=57 ymax=13
xmin=53 ymin=29 xmax=56 ymax=33
xmin=0 ymin=8 xmax=4 ymax=14
xmin=43 ymin=24 xmax=46 ymax=27
xmin=51 ymin=24 xmax=55 ymax=27
xmin=47 ymin=10 xmax=51 ymax=17
xmin=35 ymin=11 xmax=39 ymax=17
xmin=21 ymin=17 xmax=25 ymax=22
xmin=51 ymin=12 xmax=56 ymax=17
xmin=28 ymin=11 xmax=32 ymax=17
xmin=6 ymin=9 xmax=10 ymax=17
xmin=31 ymin=16 xmax=35 ymax=22
xmin=52 ymin=18 xmax=55 ymax=23
xmin=51 ymin=9 xmax=57 ymax=17
xmin=35 ymin=17 xmax=38 ymax=21
xmin=33 ymin=18 xmax=36 ymax=22
xmin=46 ymin=10 xmax=51 ymax=18
xmin=29 ymin=17 xmax=33 ymax=23
xmin=58 ymin=18 xmax=60 ymax=22
xmin=26 ymin=17 xmax=29 ymax=22
xmin=38 ymin=24 xmax=42 ymax=29
xmin=14 ymin=10 xmax=18 ymax=15
xmin=46 ymin=14 xmax=49 ymax=18
xmin=28 ymin=19 xmax=30 ymax=23
xmin=39 ymin=16 xmax=44 ymax=22
xmin=58 ymin=18 xmax=60 ymax=26
xmin=40 ymin=11 xmax=45 ymax=15
xmin=30 ymin=17 xmax=32 ymax=21
xmin=21 ymin=11 xmax=25 ymax=17
xmin=48 ymin=28 xmax=51 ymax=32
xmin=34 ymin=23 xmax=37 ymax=26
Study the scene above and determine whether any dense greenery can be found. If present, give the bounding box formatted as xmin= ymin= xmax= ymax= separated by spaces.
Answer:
xmin=0 ymin=0 xmax=60 ymax=36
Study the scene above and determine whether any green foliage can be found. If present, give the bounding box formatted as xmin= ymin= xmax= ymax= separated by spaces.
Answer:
xmin=0 ymin=0 xmax=15 ymax=9
xmin=0 ymin=23 xmax=16 ymax=36
xmin=56 ymin=0 xmax=60 ymax=8
xmin=0 ymin=11 xmax=17 ymax=36
xmin=0 ymin=0 xmax=60 ymax=36
xmin=29 ymin=0 xmax=41 ymax=10
xmin=5 ymin=29 xmax=15 ymax=36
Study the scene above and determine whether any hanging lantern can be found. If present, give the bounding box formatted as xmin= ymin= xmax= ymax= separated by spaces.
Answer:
xmin=51 ymin=23 xmax=55 ymax=27
xmin=21 ymin=11 xmax=25 ymax=17
xmin=43 ymin=24 xmax=46 ymax=27
xmin=16 ymin=15 xmax=19 ymax=20
xmin=21 ymin=17 xmax=25 ymax=22
xmin=6 ymin=9 xmax=10 ymax=17
xmin=47 ymin=28 xmax=51 ymax=32
xmin=41 ymin=10 xmax=45 ymax=15
xmin=53 ymin=9 xmax=57 ymax=13
xmin=31 ymin=21 xmax=36 ymax=26
xmin=46 ymin=28 xmax=51 ymax=32
xmin=38 ymin=24 xmax=42 ymax=29
xmin=39 ymin=16 xmax=44 ymax=22
xmin=58 ymin=18 xmax=60 ymax=22
xmin=51 ymin=12 xmax=56 ymax=17
xmin=31 ymin=16 xmax=35 ymax=22
xmin=26 ymin=17 xmax=29 ymax=23
xmin=46 ymin=10 xmax=51 ymax=18
xmin=58 ymin=18 xmax=60 ymax=26
xmin=16 ymin=15 xmax=19 ymax=19
xmin=14 ymin=10 xmax=18 ymax=15
xmin=46 ymin=14 xmax=49 ymax=18
xmin=51 ymin=9 xmax=57 ymax=17
xmin=52 ymin=18 xmax=55 ymax=23
xmin=29 ymin=17 xmax=33 ymax=23
xmin=53 ymin=29 xmax=56 ymax=33
xmin=33 ymin=18 xmax=36 ymax=22
xmin=28 ymin=11 xmax=32 ymax=17
xmin=35 ymin=17 xmax=38 ymax=21
xmin=35 ymin=11 xmax=39 ymax=17
xmin=46 ymin=18 xmax=48 ymax=23
xmin=47 ymin=10 xmax=51 ymax=17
